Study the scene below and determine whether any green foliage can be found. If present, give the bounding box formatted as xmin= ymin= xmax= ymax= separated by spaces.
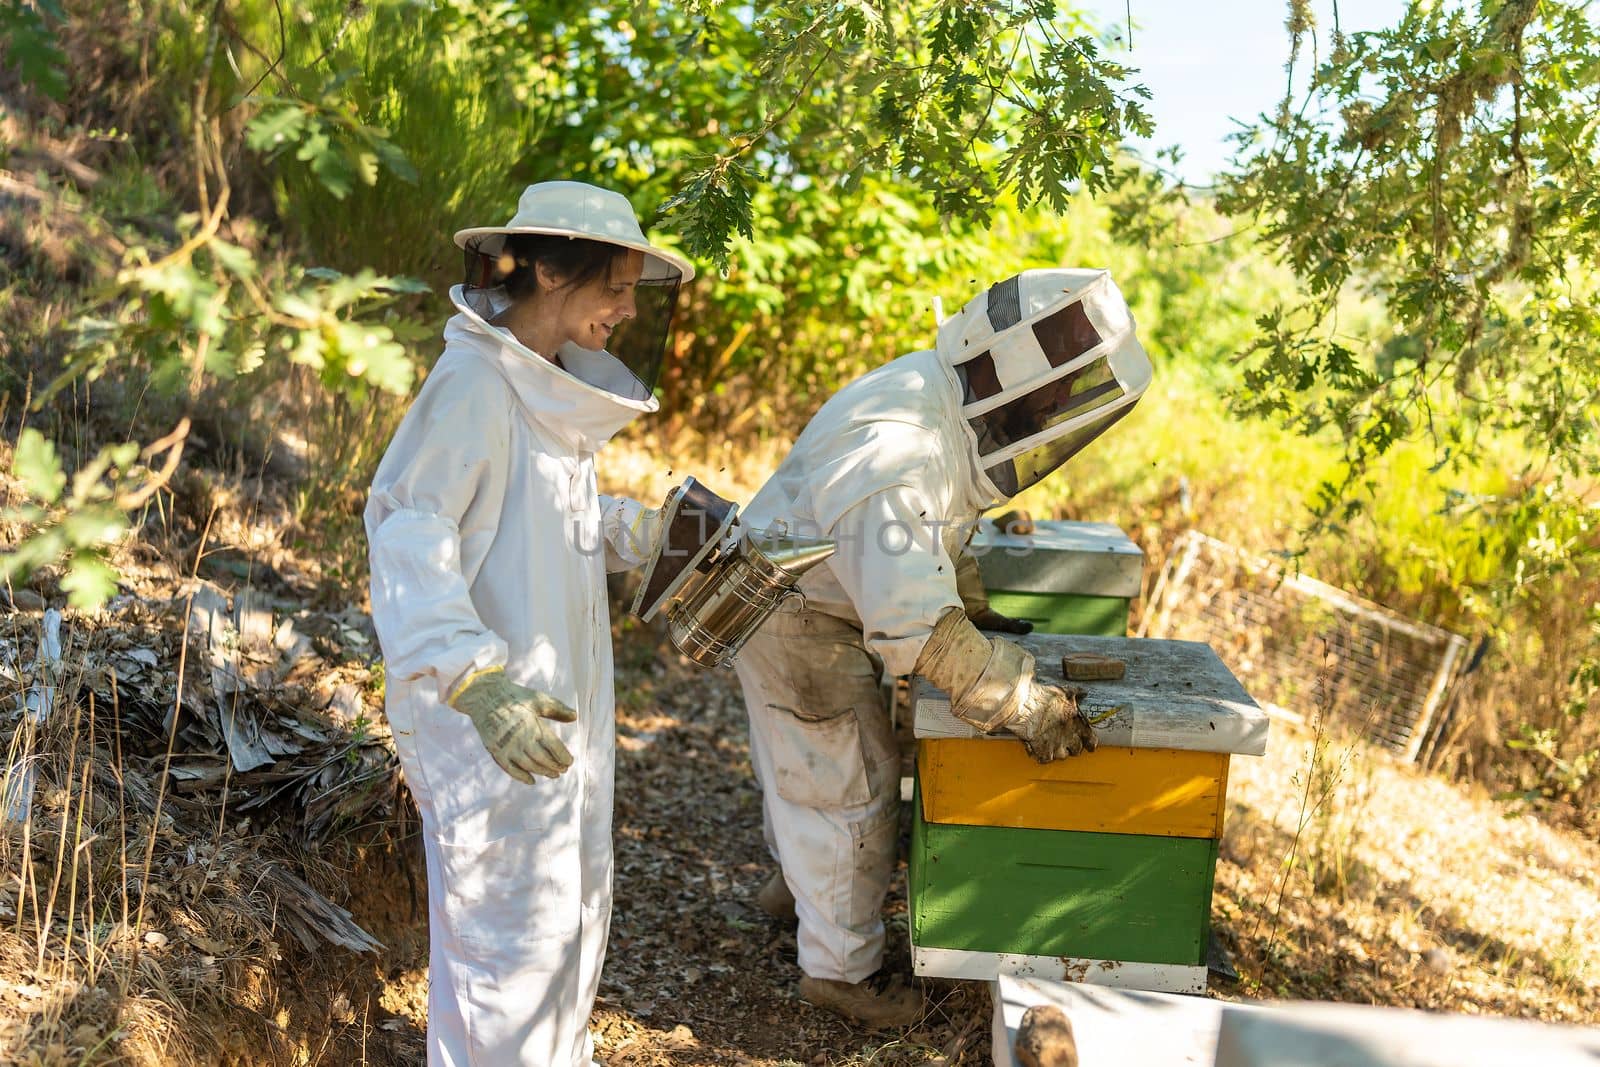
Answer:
xmin=2 ymin=428 xmax=169 ymax=609
xmin=12 ymin=428 xmax=67 ymax=503
xmin=0 ymin=0 xmax=67 ymax=100
xmin=1505 ymin=723 xmax=1597 ymax=812
xmin=663 ymin=0 xmax=1150 ymax=269
xmin=1 ymin=1 xmax=435 ymax=609
xmin=1211 ymin=1 xmax=1600 ymax=806
xmin=244 ymin=80 xmax=417 ymax=201
xmin=230 ymin=0 xmax=1154 ymax=424
xmin=57 ymin=230 xmax=427 ymax=404
xmin=661 ymin=159 xmax=757 ymax=270
xmin=255 ymin=0 xmax=1147 ymax=275
xmin=1219 ymin=0 xmax=1600 ymax=538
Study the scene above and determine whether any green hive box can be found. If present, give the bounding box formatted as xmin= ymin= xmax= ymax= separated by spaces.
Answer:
xmin=970 ymin=520 xmax=1144 ymax=636
xmin=910 ymin=779 xmax=1218 ymax=966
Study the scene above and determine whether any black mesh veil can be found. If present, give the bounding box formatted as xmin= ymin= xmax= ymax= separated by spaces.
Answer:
xmin=981 ymin=403 xmax=1135 ymax=498
xmin=605 ymin=276 xmax=680 ymax=396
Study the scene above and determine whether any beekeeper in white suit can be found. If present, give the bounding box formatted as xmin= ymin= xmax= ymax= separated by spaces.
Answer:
xmin=365 ymin=181 xmax=693 ymax=1066
xmin=734 ymin=268 xmax=1153 ymax=1027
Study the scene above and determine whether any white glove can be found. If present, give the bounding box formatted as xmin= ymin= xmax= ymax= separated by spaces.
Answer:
xmin=447 ymin=668 xmax=576 ymax=782
xmin=606 ymin=499 xmax=664 ymax=566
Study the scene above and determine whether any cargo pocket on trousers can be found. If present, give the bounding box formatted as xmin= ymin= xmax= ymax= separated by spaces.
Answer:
xmin=435 ymin=828 xmax=577 ymax=974
xmin=767 ymin=706 xmax=873 ymax=810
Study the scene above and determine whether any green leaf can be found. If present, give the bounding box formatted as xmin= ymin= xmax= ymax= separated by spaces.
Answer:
xmin=60 ymin=551 xmax=120 ymax=610
xmin=0 ymin=1 xmax=68 ymax=101
xmin=333 ymin=322 xmax=415 ymax=395
xmin=370 ymin=136 xmax=419 ymax=184
xmin=290 ymin=328 xmax=327 ymax=370
xmin=237 ymin=342 xmax=267 ymax=375
xmin=350 ymin=146 xmax=381 ymax=188
xmin=60 ymin=506 xmax=127 ymax=546
xmin=14 ymin=429 xmax=66 ymax=504
xmin=308 ymin=139 xmax=356 ymax=199
xmin=209 ymin=238 xmax=256 ymax=279
xmin=245 ymin=104 xmax=309 ymax=153
xmin=0 ymin=526 xmax=67 ymax=580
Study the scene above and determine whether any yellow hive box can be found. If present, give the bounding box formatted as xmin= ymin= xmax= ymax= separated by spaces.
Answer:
xmin=918 ymin=737 xmax=1230 ymax=840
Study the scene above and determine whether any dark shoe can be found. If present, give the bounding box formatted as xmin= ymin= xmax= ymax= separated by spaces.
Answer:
xmin=798 ymin=972 xmax=922 ymax=1029
xmin=756 ymin=870 xmax=796 ymax=923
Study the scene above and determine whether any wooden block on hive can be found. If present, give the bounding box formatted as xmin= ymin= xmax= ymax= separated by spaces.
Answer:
xmin=1062 ymin=651 xmax=1126 ymax=681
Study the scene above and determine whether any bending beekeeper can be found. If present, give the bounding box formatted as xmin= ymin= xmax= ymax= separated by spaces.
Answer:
xmin=365 ymin=181 xmax=693 ymax=1066
xmin=733 ymin=269 xmax=1152 ymax=1027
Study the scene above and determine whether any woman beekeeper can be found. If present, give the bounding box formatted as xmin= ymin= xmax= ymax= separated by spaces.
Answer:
xmin=365 ymin=181 xmax=694 ymax=1066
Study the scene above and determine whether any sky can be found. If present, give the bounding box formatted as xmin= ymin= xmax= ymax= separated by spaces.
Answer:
xmin=1077 ymin=0 xmax=1410 ymax=184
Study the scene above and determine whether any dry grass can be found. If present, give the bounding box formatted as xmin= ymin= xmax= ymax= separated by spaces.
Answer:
xmin=1215 ymin=712 xmax=1600 ymax=1021
xmin=0 ymin=447 xmax=426 ymax=1065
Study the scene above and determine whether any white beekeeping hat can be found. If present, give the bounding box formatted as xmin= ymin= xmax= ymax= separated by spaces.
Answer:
xmin=937 ymin=268 xmax=1152 ymax=498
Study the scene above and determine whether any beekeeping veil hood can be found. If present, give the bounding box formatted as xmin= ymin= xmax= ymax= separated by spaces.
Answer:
xmin=938 ymin=268 xmax=1152 ymax=500
xmin=454 ymin=181 xmax=695 ymax=397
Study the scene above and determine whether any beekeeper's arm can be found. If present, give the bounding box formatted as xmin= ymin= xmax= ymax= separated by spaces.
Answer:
xmin=365 ymin=366 xmax=574 ymax=781
xmin=828 ymin=486 xmax=1094 ymax=763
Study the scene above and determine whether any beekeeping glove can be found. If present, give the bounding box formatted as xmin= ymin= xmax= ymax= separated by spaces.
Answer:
xmin=1007 ymin=676 xmax=1097 ymax=762
xmin=955 ymin=550 xmax=1033 ymax=635
xmin=601 ymin=496 xmax=666 ymax=568
xmin=447 ymin=668 xmax=576 ymax=782
xmin=915 ymin=608 xmax=1096 ymax=762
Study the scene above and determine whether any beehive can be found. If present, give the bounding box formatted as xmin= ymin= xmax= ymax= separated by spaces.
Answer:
xmin=912 ymin=521 xmax=1267 ymax=993
xmin=970 ymin=519 xmax=1144 ymax=637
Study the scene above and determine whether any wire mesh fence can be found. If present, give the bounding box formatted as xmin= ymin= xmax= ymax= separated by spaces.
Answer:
xmin=1141 ymin=531 xmax=1468 ymax=761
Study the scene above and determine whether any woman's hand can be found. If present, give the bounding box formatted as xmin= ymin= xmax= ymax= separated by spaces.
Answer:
xmin=448 ymin=669 xmax=577 ymax=782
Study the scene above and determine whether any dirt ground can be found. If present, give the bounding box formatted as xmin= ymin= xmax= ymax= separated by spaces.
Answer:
xmin=593 ymin=630 xmax=994 ymax=1067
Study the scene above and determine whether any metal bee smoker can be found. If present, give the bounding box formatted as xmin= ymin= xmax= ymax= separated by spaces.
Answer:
xmin=631 ymin=477 xmax=835 ymax=669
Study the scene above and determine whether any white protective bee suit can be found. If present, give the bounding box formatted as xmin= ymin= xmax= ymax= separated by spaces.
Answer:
xmin=366 ymin=283 xmax=664 ymax=1067
xmin=734 ymin=268 xmax=1152 ymax=984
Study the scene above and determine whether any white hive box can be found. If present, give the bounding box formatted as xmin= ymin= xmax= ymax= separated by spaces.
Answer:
xmin=990 ymin=975 xmax=1600 ymax=1067
xmin=990 ymin=975 xmax=1240 ymax=1066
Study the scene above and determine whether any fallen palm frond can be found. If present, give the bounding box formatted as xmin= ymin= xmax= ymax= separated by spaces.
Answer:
xmin=0 ymin=580 xmax=406 ymax=1065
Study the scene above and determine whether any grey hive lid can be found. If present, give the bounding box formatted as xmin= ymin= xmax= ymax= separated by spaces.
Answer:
xmin=912 ymin=632 xmax=1269 ymax=756
xmin=971 ymin=519 xmax=1143 ymax=598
